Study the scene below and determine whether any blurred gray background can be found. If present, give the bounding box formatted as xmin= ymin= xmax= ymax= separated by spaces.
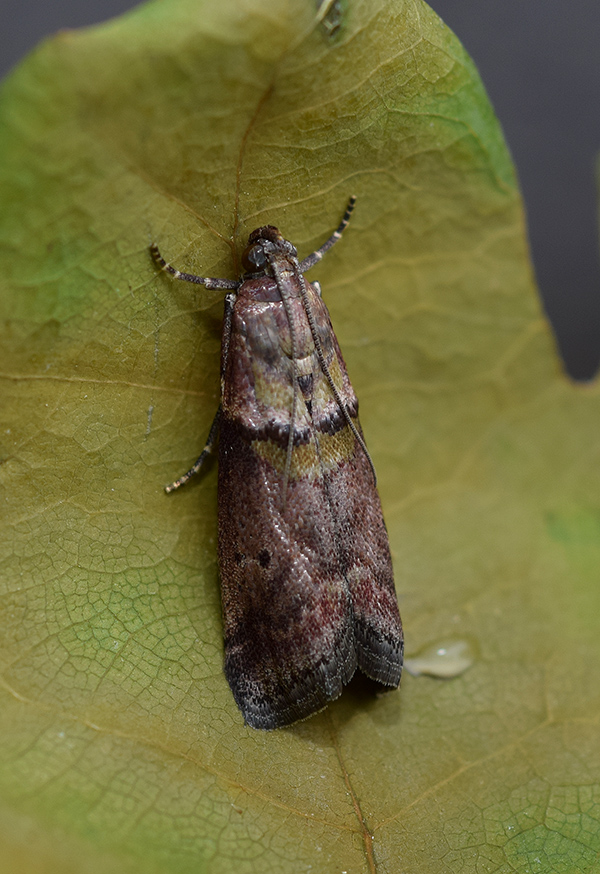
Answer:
xmin=2 ymin=0 xmax=599 ymax=378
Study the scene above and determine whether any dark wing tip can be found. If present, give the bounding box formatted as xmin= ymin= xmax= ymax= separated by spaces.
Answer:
xmin=354 ymin=619 xmax=404 ymax=688
xmin=226 ymin=644 xmax=358 ymax=730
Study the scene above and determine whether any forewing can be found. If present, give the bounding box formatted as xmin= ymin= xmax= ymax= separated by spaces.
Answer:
xmin=313 ymin=313 xmax=404 ymax=688
xmin=218 ymin=420 xmax=357 ymax=730
xmin=324 ymin=433 xmax=403 ymax=686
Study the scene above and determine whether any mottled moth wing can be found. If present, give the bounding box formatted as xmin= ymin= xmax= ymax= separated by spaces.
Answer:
xmin=218 ymin=275 xmax=402 ymax=729
xmin=325 ymin=329 xmax=403 ymax=688
xmin=219 ymin=421 xmax=357 ymax=729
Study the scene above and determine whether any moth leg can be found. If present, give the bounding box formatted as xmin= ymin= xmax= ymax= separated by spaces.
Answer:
xmin=298 ymin=195 xmax=356 ymax=272
xmin=150 ymin=243 xmax=239 ymax=290
xmin=220 ymin=293 xmax=236 ymax=386
xmin=165 ymin=406 xmax=222 ymax=494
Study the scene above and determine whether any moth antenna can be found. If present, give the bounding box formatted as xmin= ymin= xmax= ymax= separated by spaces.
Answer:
xmin=297 ymin=269 xmax=377 ymax=484
xmin=150 ymin=242 xmax=239 ymax=290
xmin=298 ymin=195 xmax=356 ymax=273
xmin=271 ymin=266 xmax=300 ymax=509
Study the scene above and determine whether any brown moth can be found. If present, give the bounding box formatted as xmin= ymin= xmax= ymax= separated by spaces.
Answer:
xmin=151 ymin=198 xmax=403 ymax=730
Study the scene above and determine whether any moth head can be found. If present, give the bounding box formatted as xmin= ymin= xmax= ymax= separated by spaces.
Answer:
xmin=242 ymin=226 xmax=298 ymax=276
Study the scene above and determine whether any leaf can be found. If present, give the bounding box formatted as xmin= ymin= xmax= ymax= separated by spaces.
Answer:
xmin=1 ymin=0 xmax=599 ymax=871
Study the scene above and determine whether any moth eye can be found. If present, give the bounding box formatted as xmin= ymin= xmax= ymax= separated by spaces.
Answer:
xmin=242 ymin=244 xmax=267 ymax=273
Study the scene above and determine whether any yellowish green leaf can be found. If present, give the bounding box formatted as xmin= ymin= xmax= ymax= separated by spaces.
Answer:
xmin=1 ymin=0 xmax=599 ymax=871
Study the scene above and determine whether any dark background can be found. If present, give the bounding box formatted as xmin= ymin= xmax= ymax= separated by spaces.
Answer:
xmin=2 ymin=1 xmax=599 ymax=379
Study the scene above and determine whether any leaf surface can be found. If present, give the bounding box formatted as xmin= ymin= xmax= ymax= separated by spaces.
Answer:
xmin=1 ymin=0 xmax=599 ymax=871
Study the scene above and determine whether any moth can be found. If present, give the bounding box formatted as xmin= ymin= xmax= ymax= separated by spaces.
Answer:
xmin=151 ymin=198 xmax=403 ymax=729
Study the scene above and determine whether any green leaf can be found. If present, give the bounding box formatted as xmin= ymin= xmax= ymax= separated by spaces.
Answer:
xmin=1 ymin=0 xmax=599 ymax=871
